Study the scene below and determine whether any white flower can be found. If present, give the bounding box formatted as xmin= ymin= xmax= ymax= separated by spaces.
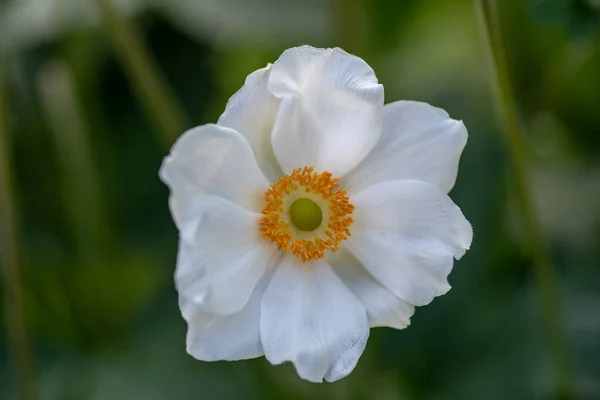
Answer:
xmin=160 ymin=45 xmax=472 ymax=383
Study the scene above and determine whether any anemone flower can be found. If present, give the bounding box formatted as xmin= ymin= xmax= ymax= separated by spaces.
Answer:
xmin=160 ymin=45 xmax=472 ymax=383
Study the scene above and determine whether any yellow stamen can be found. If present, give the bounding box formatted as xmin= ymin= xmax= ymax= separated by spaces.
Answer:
xmin=259 ymin=167 xmax=354 ymax=262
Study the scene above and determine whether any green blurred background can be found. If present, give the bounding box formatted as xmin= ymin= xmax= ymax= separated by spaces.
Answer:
xmin=1 ymin=0 xmax=599 ymax=399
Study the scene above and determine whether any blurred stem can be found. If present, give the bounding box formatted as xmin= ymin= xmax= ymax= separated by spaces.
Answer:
xmin=38 ymin=60 xmax=111 ymax=261
xmin=475 ymin=1 xmax=574 ymax=398
xmin=95 ymin=0 xmax=187 ymax=147
xmin=0 ymin=63 xmax=36 ymax=399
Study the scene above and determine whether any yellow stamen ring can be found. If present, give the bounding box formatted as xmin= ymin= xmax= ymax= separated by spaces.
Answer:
xmin=259 ymin=167 xmax=354 ymax=262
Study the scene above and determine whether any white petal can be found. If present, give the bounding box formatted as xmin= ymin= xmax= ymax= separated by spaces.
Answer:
xmin=160 ymin=124 xmax=269 ymax=228
xmin=343 ymin=101 xmax=468 ymax=194
xmin=260 ymin=255 xmax=369 ymax=382
xmin=345 ymin=180 xmax=472 ymax=307
xmin=176 ymin=241 xmax=208 ymax=316
xmin=176 ymin=195 xmax=278 ymax=315
xmin=268 ymin=46 xmax=384 ymax=177
xmin=182 ymin=273 xmax=270 ymax=362
xmin=217 ymin=65 xmax=283 ymax=182
xmin=328 ymin=247 xmax=414 ymax=329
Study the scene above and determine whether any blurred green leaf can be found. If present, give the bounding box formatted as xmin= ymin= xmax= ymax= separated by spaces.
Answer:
xmin=532 ymin=0 xmax=600 ymax=37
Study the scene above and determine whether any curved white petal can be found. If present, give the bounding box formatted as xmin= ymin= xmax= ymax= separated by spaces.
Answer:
xmin=160 ymin=124 xmax=269 ymax=227
xmin=328 ymin=247 xmax=414 ymax=329
xmin=345 ymin=180 xmax=472 ymax=307
xmin=260 ymin=255 xmax=369 ymax=382
xmin=343 ymin=101 xmax=468 ymax=194
xmin=182 ymin=273 xmax=271 ymax=362
xmin=217 ymin=65 xmax=283 ymax=182
xmin=176 ymin=195 xmax=279 ymax=315
xmin=268 ymin=46 xmax=384 ymax=177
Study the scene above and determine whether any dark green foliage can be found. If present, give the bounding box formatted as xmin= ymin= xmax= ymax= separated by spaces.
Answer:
xmin=1 ymin=1 xmax=599 ymax=399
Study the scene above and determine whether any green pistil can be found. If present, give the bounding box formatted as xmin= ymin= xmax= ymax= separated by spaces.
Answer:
xmin=289 ymin=198 xmax=323 ymax=232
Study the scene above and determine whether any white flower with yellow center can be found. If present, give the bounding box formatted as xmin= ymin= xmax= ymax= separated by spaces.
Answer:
xmin=160 ymin=45 xmax=472 ymax=382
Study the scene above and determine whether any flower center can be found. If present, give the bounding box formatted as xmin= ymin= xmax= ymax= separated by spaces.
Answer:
xmin=289 ymin=198 xmax=322 ymax=231
xmin=259 ymin=167 xmax=354 ymax=262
